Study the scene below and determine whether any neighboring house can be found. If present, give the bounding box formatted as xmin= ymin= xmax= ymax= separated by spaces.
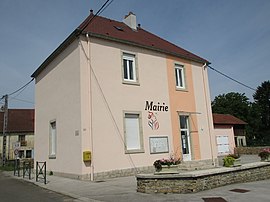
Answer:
xmin=32 ymin=11 xmax=217 ymax=180
xmin=213 ymin=113 xmax=247 ymax=156
xmin=0 ymin=109 xmax=35 ymax=160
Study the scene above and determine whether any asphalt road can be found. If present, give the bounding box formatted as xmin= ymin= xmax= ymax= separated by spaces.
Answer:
xmin=0 ymin=171 xmax=75 ymax=202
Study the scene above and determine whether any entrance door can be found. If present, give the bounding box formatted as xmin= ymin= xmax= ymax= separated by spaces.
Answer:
xmin=180 ymin=115 xmax=191 ymax=161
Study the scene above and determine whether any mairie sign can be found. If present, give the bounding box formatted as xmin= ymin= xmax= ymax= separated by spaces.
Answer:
xmin=144 ymin=101 xmax=169 ymax=112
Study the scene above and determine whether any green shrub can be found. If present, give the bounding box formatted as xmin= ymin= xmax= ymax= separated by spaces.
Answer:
xmin=0 ymin=165 xmax=14 ymax=171
xmin=223 ymin=156 xmax=235 ymax=167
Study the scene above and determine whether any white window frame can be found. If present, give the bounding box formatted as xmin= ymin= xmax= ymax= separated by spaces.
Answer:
xmin=122 ymin=53 xmax=139 ymax=84
xmin=49 ymin=120 xmax=57 ymax=159
xmin=175 ymin=64 xmax=186 ymax=89
xmin=123 ymin=111 xmax=144 ymax=153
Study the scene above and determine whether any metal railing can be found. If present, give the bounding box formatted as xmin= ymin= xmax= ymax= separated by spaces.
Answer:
xmin=22 ymin=161 xmax=31 ymax=179
xmin=36 ymin=161 xmax=46 ymax=184
xmin=14 ymin=159 xmax=20 ymax=177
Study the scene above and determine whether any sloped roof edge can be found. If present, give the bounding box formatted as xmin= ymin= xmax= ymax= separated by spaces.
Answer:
xmin=212 ymin=113 xmax=247 ymax=125
xmin=32 ymin=14 xmax=210 ymax=78
xmin=31 ymin=29 xmax=80 ymax=78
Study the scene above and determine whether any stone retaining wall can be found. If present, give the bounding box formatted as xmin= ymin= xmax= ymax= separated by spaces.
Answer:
xmin=94 ymin=158 xmax=218 ymax=180
xmin=235 ymin=146 xmax=270 ymax=155
xmin=137 ymin=162 xmax=270 ymax=194
xmin=94 ymin=166 xmax=155 ymax=181
xmin=53 ymin=166 xmax=155 ymax=181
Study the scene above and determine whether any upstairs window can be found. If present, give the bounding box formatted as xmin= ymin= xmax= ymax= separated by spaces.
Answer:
xmin=122 ymin=53 xmax=138 ymax=83
xmin=175 ymin=64 xmax=186 ymax=89
xmin=18 ymin=135 xmax=26 ymax=142
xmin=18 ymin=135 xmax=27 ymax=146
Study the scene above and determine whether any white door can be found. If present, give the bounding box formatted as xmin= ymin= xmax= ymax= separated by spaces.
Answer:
xmin=180 ymin=115 xmax=191 ymax=161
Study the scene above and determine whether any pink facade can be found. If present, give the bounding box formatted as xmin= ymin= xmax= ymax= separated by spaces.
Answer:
xmin=32 ymin=12 xmax=217 ymax=180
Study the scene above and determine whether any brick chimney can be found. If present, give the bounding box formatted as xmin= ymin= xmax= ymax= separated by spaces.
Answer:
xmin=123 ymin=12 xmax=137 ymax=30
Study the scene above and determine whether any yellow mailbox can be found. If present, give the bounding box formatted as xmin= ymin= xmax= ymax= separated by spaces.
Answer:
xmin=83 ymin=151 xmax=91 ymax=162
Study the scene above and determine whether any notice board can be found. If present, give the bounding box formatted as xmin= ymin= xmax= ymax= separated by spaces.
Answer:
xmin=149 ymin=136 xmax=169 ymax=154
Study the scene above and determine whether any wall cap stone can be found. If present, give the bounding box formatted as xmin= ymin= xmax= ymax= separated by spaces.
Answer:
xmin=137 ymin=162 xmax=270 ymax=179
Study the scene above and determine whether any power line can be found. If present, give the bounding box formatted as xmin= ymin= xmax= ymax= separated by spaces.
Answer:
xmin=79 ymin=0 xmax=114 ymax=32
xmin=7 ymin=78 xmax=34 ymax=97
xmin=207 ymin=65 xmax=256 ymax=91
xmin=9 ymin=97 xmax=34 ymax=105
xmin=10 ymin=80 xmax=31 ymax=99
xmin=1 ymin=78 xmax=34 ymax=109
xmin=99 ymin=0 xmax=115 ymax=15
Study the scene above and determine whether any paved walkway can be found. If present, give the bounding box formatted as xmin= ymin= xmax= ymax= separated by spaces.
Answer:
xmin=4 ymin=155 xmax=270 ymax=202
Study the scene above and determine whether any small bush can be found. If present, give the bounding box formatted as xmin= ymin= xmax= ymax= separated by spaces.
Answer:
xmin=223 ymin=156 xmax=235 ymax=167
xmin=0 ymin=165 xmax=14 ymax=171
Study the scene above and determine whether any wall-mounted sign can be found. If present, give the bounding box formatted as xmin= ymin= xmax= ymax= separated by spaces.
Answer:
xmin=13 ymin=142 xmax=20 ymax=150
xmin=145 ymin=101 xmax=168 ymax=130
xmin=149 ymin=136 xmax=169 ymax=154
xmin=145 ymin=101 xmax=169 ymax=112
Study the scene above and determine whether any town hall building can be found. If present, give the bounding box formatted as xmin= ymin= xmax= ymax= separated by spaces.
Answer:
xmin=32 ymin=11 xmax=217 ymax=180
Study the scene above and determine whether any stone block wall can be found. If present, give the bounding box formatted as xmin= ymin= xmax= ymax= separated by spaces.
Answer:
xmin=235 ymin=146 xmax=270 ymax=155
xmin=94 ymin=158 xmax=219 ymax=180
xmin=53 ymin=166 xmax=155 ymax=181
xmin=94 ymin=166 xmax=155 ymax=181
xmin=179 ymin=158 xmax=218 ymax=171
xmin=137 ymin=162 xmax=270 ymax=194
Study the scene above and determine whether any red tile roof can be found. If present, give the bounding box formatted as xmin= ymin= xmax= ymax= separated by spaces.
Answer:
xmin=78 ymin=13 xmax=209 ymax=64
xmin=212 ymin=113 xmax=247 ymax=125
xmin=0 ymin=109 xmax=34 ymax=133
xmin=32 ymin=13 xmax=209 ymax=78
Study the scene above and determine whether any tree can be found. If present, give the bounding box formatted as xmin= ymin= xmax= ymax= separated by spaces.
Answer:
xmin=211 ymin=81 xmax=270 ymax=146
xmin=246 ymin=102 xmax=263 ymax=145
xmin=253 ymin=81 xmax=270 ymax=144
xmin=211 ymin=92 xmax=257 ymax=145
xmin=211 ymin=92 xmax=251 ymax=122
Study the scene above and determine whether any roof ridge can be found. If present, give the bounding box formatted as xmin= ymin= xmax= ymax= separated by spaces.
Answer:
xmin=78 ymin=13 xmax=128 ymax=31
xmin=81 ymin=14 xmax=208 ymax=63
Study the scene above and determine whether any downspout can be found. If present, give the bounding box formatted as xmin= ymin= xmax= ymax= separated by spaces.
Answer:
xmin=202 ymin=63 xmax=215 ymax=166
xmin=86 ymin=33 xmax=94 ymax=181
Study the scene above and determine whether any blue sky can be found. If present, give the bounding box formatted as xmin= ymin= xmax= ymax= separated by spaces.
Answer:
xmin=0 ymin=0 xmax=269 ymax=108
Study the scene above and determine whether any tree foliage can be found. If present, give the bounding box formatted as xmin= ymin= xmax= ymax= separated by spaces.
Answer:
xmin=253 ymin=81 xmax=270 ymax=144
xmin=253 ymin=81 xmax=270 ymax=129
xmin=212 ymin=81 xmax=270 ymax=146
xmin=211 ymin=92 xmax=250 ymax=122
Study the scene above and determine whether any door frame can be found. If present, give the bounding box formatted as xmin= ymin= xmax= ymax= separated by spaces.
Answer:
xmin=179 ymin=115 xmax=192 ymax=161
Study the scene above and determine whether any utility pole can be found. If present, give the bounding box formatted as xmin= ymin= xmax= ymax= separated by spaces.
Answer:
xmin=1 ymin=94 xmax=8 ymax=166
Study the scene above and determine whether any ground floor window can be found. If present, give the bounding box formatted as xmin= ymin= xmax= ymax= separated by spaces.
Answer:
xmin=19 ymin=150 xmax=24 ymax=158
xmin=49 ymin=120 xmax=57 ymax=158
xmin=124 ymin=112 xmax=144 ymax=153
xmin=26 ymin=150 xmax=32 ymax=158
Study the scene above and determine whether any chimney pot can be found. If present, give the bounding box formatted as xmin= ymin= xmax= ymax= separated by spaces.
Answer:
xmin=90 ymin=9 xmax=93 ymax=14
xmin=123 ymin=12 xmax=137 ymax=30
